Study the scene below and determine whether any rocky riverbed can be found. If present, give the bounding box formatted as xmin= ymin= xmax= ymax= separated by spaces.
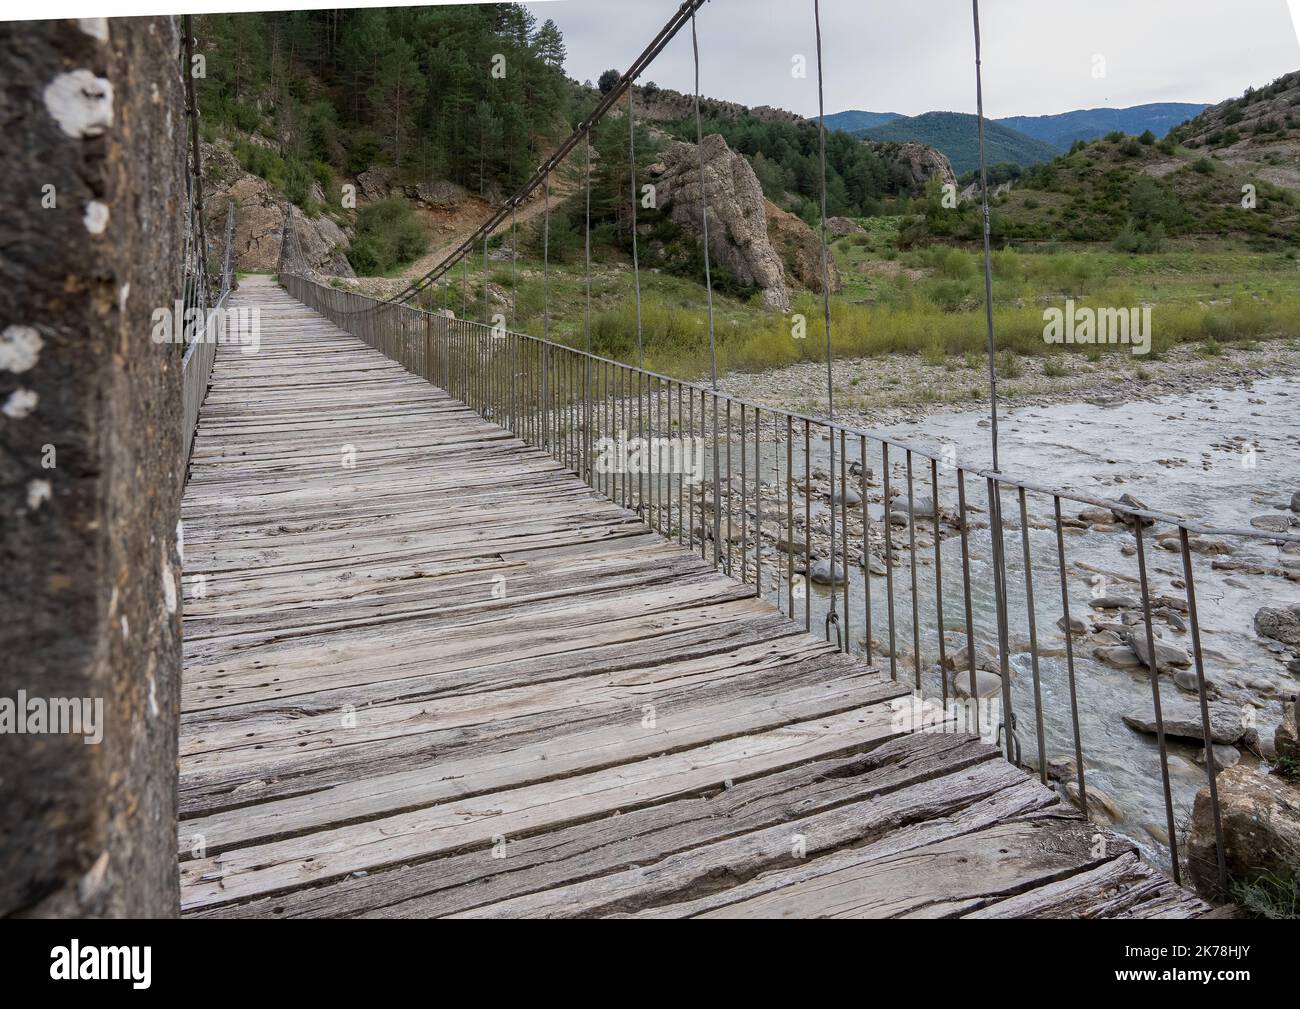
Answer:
xmin=717 ymin=339 xmax=1300 ymax=428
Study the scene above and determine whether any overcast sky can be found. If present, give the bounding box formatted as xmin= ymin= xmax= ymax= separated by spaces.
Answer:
xmin=524 ymin=0 xmax=1300 ymax=118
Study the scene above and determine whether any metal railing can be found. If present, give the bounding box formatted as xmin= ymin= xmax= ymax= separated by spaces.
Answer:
xmin=283 ymin=270 xmax=1299 ymax=898
xmin=182 ymin=202 xmax=236 ymax=463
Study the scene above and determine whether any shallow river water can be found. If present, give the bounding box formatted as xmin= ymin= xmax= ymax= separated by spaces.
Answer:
xmin=823 ymin=376 xmax=1300 ymax=865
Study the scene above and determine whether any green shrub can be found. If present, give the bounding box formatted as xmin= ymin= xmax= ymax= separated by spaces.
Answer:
xmin=347 ymin=199 xmax=428 ymax=275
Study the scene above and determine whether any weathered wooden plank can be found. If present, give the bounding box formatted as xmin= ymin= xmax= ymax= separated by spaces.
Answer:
xmin=186 ymin=732 xmax=994 ymax=918
xmin=964 ymin=850 xmax=1212 ymax=919
xmin=179 ymin=700 xmax=915 ymax=912
xmin=178 ymin=670 xmax=901 ymax=854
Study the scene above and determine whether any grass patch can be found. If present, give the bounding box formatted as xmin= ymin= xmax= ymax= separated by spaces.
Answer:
xmin=1231 ymin=872 xmax=1299 ymax=919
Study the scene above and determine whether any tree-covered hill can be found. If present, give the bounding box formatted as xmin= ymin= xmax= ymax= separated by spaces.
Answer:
xmin=198 ymin=5 xmax=572 ymax=201
xmin=997 ymin=103 xmax=1208 ymax=150
xmin=819 ymin=110 xmax=903 ymax=133
xmin=857 ymin=111 xmax=1059 ymax=173
xmin=902 ymin=126 xmax=1299 ymax=250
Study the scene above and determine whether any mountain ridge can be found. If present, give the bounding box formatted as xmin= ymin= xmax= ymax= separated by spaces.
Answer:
xmin=825 ymin=102 xmax=1210 ymax=157
xmin=999 ymin=102 xmax=1208 ymax=149
xmin=856 ymin=112 xmax=1059 ymax=173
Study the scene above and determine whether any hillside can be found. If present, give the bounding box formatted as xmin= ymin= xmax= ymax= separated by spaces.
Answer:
xmin=999 ymin=103 xmax=1207 ymax=150
xmin=857 ymin=112 xmax=1059 ymax=173
xmin=820 ymin=110 xmax=902 ymax=132
xmin=903 ymin=118 xmax=1299 ymax=249
xmin=625 ymin=83 xmax=804 ymax=127
xmin=1168 ymin=71 xmax=1300 ymax=193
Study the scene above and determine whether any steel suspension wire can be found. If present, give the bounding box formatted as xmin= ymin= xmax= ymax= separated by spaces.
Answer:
xmin=812 ymin=0 xmax=841 ymax=648
xmin=510 ymin=202 xmax=518 ymax=330
xmin=690 ymin=12 xmax=717 ymax=387
xmin=690 ymin=5 xmax=721 ymax=565
xmin=972 ymin=0 xmax=1000 ymax=473
xmin=542 ymin=172 xmax=551 ymax=344
xmin=629 ymin=86 xmax=644 ymax=368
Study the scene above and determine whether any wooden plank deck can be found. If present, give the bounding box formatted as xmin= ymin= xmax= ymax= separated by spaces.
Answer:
xmin=177 ymin=276 xmax=1209 ymax=918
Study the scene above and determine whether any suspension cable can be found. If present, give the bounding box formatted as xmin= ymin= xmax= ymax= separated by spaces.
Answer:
xmin=542 ymin=171 xmax=551 ymax=343
xmin=690 ymin=6 xmax=721 ymax=566
xmin=972 ymin=0 xmax=1001 ymax=473
xmin=629 ymin=85 xmax=644 ymax=368
xmin=510 ymin=202 xmax=518 ymax=331
xmin=812 ymin=0 xmax=841 ymax=645
xmin=690 ymin=11 xmax=717 ymax=388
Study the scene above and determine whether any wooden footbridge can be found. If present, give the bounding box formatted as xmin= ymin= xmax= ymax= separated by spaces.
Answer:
xmin=174 ymin=277 xmax=1210 ymax=918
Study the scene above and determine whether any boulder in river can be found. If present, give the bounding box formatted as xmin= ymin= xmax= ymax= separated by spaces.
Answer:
xmin=1174 ymin=669 xmax=1212 ymax=694
xmin=1094 ymin=644 xmax=1143 ymax=670
xmin=1065 ymin=781 xmax=1123 ymax=823
xmin=857 ymin=552 xmax=887 ymax=577
xmin=1122 ymin=696 xmax=1246 ymax=744
xmin=952 ymin=669 xmax=1004 ymax=700
xmin=943 ymin=638 xmax=1001 ymax=674
xmin=1195 ymin=744 xmax=1241 ymax=771
xmin=1125 ymin=630 xmax=1191 ymax=673
xmin=776 ymin=534 xmax=807 ymax=555
xmin=1056 ymin=615 xmax=1087 ymax=635
xmin=1250 ymin=513 xmax=1295 ymax=533
xmin=1291 ymin=490 xmax=1300 ymax=514
xmin=809 ymin=558 xmax=846 ymax=586
xmin=830 ymin=484 xmax=862 ymax=507
xmin=1255 ymin=605 xmax=1300 ymax=648
xmin=1089 ymin=594 xmax=1138 ymax=610
xmin=1110 ymin=493 xmax=1153 ymax=528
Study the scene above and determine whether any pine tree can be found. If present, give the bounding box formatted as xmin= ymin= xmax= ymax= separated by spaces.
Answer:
xmin=534 ymin=19 xmax=566 ymax=68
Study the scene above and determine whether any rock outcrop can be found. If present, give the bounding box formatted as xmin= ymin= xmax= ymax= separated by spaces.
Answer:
xmin=764 ymin=201 xmax=841 ymax=295
xmin=404 ymin=179 xmax=468 ymax=209
xmin=1186 ymin=763 xmax=1300 ymax=898
xmin=203 ymin=152 xmax=354 ymax=278
xmin=355 ymin=166 xmax=392 ymax=202
xmin=865 ymin=140 xmax=957 ymax=193
xmin=651 ymin=134 xmax=791 ymax=310
xmin=627 ymin=85 xmax=804 ymax=128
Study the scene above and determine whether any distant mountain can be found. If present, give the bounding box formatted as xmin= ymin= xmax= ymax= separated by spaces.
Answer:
xmin=820 ymin=110 xmax=902 ymax=133
xmin=856 ymin=112 xmax=1059 ymax=174
xmin=997 ymin=103 xmax=1208 ymax=150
